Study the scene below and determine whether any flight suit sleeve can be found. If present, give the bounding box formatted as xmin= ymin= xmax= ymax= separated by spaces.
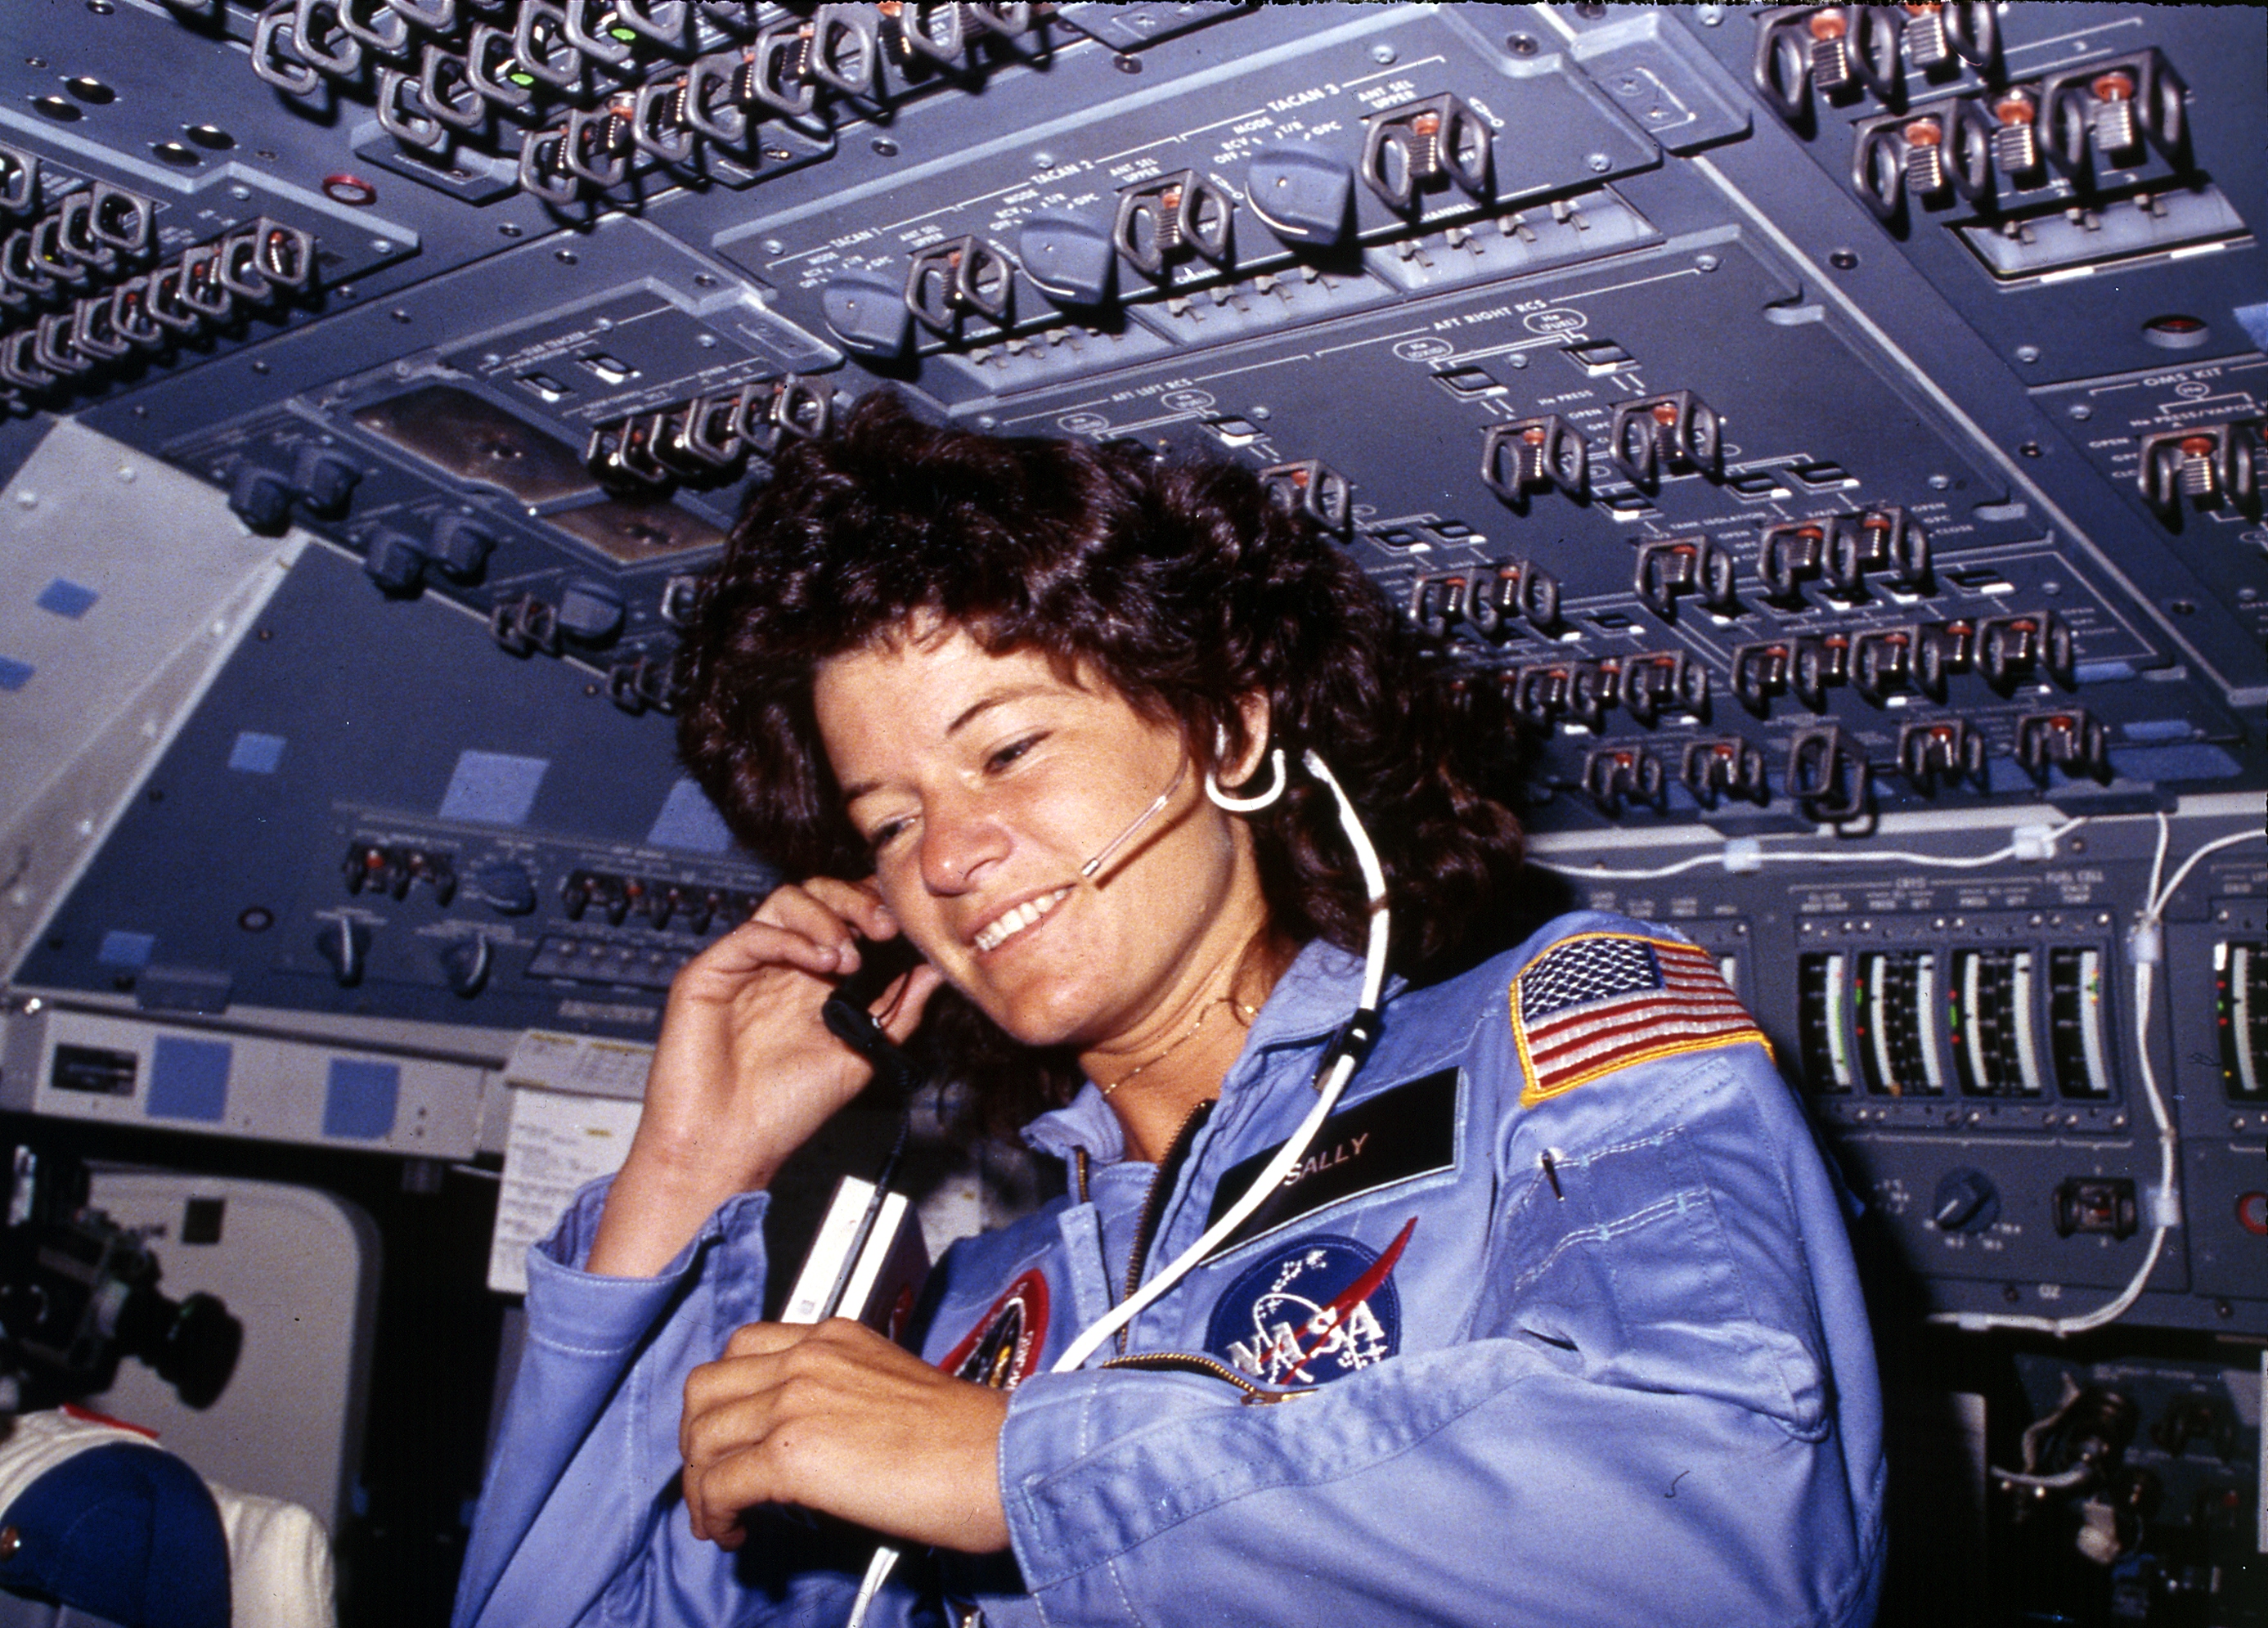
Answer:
xmin=993 ymin=1005 xmax=1884 ymax=1627
xmin=450 ymin=1177 xmax=941 ymax=1628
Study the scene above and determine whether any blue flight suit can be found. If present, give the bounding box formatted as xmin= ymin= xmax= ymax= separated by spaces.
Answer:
xmin=455 ymin=911 xmax=1886 ymax=1627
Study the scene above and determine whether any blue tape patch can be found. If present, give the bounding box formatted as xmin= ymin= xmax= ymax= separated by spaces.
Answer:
xmin=323 ymin=1059 xmax=400 ymax=1140
xmin=0 ymin=656 xmax=30 ymax=692
xmin=147 ymin=1036 xmax=231 ymax=1123
xmin=2122 ymin=718 xmax=2195 ymax=743
xmin=438 ymin=751 xmax=550 ymax=826
xmin=97 ymin=931 xmax=156 ymax=969
xmin=227 ymin=731 xmax=288 ymax=774
xmin=35 ymin=578 xmax=97 ymax=618
xmin=2109 ymin=744 xmax=2243 ymax=784
xmin=2236 ymin=302 xmax=2268 ymax=353
xmin=645 ymin=778 xmax=734 ymax=855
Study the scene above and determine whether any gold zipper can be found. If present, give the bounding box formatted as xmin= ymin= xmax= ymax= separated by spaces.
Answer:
xmin=1100 ymin=1350 xmax=1314 ymax=1405
xmin=1116 ymin=1101 xmax=1213 ymax=1351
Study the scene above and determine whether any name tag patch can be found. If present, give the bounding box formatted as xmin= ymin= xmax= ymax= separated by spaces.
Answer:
xmin=940 ymin=1269 xmax=1049 ymax=1392
xmin=1204 ymin=1220 xmax=1414 ymax=1388
xmin=1201 ymin=1067 xmax=1457 ymax=1257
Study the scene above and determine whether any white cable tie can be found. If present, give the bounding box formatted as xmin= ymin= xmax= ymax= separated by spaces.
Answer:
xmin=1720 ymin=836 xmax=1763 ymax=874
xmin=2144 ymin=1183 xmax=2183 ymax=1230
xmin=2126 ymin=920 xmax=2164 ymax=966
xmin=2010 ymin=823 xmax=2059 ymax=861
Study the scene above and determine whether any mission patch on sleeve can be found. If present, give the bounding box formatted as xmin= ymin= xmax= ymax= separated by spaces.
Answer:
xmin=1511 ymin=933 xmax=1769 ymax=1106
xmin=940 ymin=1269 xmax=1050 ymax=1392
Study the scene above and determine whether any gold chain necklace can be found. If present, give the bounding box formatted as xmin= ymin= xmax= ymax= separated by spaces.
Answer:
xmin=1096 ymin=996 xmax=1220 ymax=1098
xmin=1094 ymin=936 xmax=1272 ymax=1098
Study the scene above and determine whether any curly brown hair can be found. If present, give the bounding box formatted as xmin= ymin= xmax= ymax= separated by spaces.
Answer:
xmin=676 ymin=392 xmax=1525 ymax=1127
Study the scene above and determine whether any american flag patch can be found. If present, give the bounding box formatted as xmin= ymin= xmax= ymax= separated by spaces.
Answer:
xmin=1511 ymin=933 xmax=1768 ymax=1105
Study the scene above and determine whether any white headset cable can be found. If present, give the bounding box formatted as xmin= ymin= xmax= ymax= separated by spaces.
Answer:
xmin=847 ymin=749 xmax=1391 ymax=1626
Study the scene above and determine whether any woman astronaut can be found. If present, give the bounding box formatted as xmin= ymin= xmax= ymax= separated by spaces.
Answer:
xmin=453 ymin=394 xmax=1886 ymax=1627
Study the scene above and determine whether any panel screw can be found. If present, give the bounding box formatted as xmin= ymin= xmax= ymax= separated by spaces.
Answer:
xmin=1371 ymin=45 xmax=1397 ymax=65
xmin=1507 ymin=34 xmax=1538 ymax=56
xmin=2068 ymin=403 xmax=2092 ymax=420
xmin=1587 ymin=152 xmax=1611 ymax=173
xmin=2014 ymin=344 xmax=2041 ymax=362
xmin=1695 ymin=254 xmax=1720 ymax=271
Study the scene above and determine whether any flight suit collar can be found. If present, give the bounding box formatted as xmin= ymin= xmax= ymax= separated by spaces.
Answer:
xmin=1021 ymin=937 xmax=1386 ymax=1169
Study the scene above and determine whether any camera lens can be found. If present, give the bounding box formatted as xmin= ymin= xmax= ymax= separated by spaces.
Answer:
xmin=115 ymin=1286 xmax=241 ymax=1410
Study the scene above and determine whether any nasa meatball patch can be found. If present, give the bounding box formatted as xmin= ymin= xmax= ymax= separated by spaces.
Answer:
xmin=1204 ymin=1221 xmax=1414 ymax=1389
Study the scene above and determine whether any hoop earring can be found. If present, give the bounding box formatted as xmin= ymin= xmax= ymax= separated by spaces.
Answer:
xmin=1206 ymin=724 xmax=1288 ymax=812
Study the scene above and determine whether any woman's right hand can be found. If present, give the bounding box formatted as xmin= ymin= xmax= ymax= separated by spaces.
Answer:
xmin=586 ymin=877 xmax=943 ymax=1279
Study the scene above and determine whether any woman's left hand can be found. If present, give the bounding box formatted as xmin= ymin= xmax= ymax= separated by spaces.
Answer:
xmin=680 ymin=1320 xmax=1013 ymax=1554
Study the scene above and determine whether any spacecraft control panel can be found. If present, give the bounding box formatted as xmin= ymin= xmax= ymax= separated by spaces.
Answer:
xmin=0 ymin=3 xmax=2261 ymax=1621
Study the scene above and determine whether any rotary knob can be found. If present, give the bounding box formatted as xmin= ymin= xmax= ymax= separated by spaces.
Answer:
xmin=1932 ymin=1167 xmax=2001 ymax=1234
